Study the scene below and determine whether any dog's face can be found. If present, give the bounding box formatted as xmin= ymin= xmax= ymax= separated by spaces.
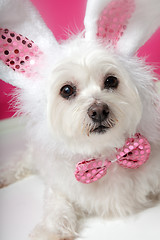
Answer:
xmin=48 ymin=40 xmax=142 ymax=156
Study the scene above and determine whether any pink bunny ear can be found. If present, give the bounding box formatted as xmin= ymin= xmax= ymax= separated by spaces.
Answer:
xmin=0 ymin=28 xmax=43 ymax=78
xmin=0 ymin=0 xmax=60 ymax=88
xmin=85 ymin=0 xmax=160 ymax=55
xmin=96 ymin=0 xmax=135 ymax=46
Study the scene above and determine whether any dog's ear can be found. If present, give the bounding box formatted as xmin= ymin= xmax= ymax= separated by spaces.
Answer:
xmin=84 ymin=0 xmax=160 ymax=56
xmin=0 ymin=0 xmax=60 ymax=88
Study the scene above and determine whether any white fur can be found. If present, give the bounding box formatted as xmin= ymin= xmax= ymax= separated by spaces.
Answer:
xmin=18 ymin=38 xmax=160 ymax=240
xmin=0 ymin=0 xmax=160 ymax=240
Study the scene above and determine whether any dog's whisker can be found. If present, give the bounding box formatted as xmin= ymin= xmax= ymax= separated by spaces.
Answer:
xmin=89 ymin=123 xmax=96 ymax=136
xmin=83 ymin=122 xmax=89 ymax=137
xmin=84 ymin=125 xmax=89 ymax=136
xmin=103 ymin=116 xmax=115 ymax=129
xmin=106 ymin=119 xmax=113 ymax=128
xmin=89 ymin=123 xmax=96 ymax=134
xmin=109 ymin=118 xmax=115 ymax=126
xmin=86 ymin=124 xmax=91 ymax=137
xmin=81 ymin=120 xmax=86 ymax=135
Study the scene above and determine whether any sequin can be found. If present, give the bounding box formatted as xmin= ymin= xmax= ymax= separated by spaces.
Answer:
xmin=27 ymin=43 xmax=32 ymax=48
xmin=16 ymin=36 xmax=21 ymax=41
xmin=25 ymin=56 xmax=29 ymax=60
xmin=75 ymin=133 xmax=151 ymax=184
xmin=129 ymin=145 xmax=134 ymax=150
xmin=4 ymin=50 xmax=9 ymax=55
xmin=10 ymin=33 xmax=15 ymax=37
xmin=22 ymin=40 xmax=26 ymax=44
xmin=10 ymin=60 xmax=14 ymax=65
xmin=20 ymin=60 xmax=25 ymax=65
xmin=7 ymin=38 xmax=12 ymax=43
xmin=124 ymin=148 xmax=129 ymax=153
xmin=4 ymin=29 xmax=9 ymax=34
xmin=14 ymin=49 xmax=19 ymax=54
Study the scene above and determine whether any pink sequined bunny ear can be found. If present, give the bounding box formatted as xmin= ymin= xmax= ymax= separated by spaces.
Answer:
xmin=84 ymin=0 xmax=160 ymax=55
xmin=0 ymin=28 xmax=43 ymax=78
xmin=0 ymin=0 xmax=59 ymax=88
xmin=96 ymin=0 xmax=135 ymax=46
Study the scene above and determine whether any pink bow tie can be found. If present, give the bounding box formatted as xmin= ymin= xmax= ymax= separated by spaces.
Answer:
xmin=75 ymin=133 xmax=151 ymax=184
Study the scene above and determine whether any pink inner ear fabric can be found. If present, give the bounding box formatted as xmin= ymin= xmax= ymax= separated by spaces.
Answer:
xmin=0 ymin=28 xmax=43 ymax=77
xmin=97 ymin=0 xmax=135 ymax=45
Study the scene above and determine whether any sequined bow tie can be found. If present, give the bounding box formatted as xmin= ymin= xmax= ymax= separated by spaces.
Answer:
xmin=75 ymin=133 xmax=151 ymax=184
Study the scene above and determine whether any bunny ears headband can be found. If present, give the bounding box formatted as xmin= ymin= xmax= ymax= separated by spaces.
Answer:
xmin=0 ymin=0 xmax=160 ymax=88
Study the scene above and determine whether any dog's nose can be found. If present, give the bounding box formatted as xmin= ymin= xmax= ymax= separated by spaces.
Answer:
xmin=88 ymin=103 xmax=109 ymax=123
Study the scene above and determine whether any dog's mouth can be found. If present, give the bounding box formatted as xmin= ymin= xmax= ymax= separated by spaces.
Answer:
xmin=92 ymin=125 xmax=108 ymax=134
xmin=90 ymin=116 xmax=116 ymax=135
xmin=83 ymin=114 xmax=116 ymax=136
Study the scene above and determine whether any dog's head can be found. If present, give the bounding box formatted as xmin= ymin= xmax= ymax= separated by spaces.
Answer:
xmin=47 ymin=40 xmax=142 ymax=155
xmin=45 ymin=0 xmax=160 ymax=155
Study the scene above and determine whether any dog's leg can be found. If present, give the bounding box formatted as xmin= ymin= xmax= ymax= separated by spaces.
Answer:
xmin=30 ymin=187 xmax=78 ymax=240
xmin=0 ymin=145 xmax=34 ymax=188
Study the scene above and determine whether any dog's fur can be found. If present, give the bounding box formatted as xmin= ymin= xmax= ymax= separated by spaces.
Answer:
xmin=0 ymin=0 xmax=160 ymax=240
xmin=26 ymin=37 xmax=160 ymax=240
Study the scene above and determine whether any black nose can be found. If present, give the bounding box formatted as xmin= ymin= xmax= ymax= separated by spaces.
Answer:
xmin=88 ymin=103 xmax=109 ymax=123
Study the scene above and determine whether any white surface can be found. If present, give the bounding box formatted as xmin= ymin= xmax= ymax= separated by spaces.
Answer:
xmin=0 ymin=175 xmax=160 ymax=240
xmin=0 ymin=117 xmax=27 ymax=169
xmin=0 ymin=176 xmax=44 ymax=240
xmin=0 ymin=118 xmax=160 ymax=240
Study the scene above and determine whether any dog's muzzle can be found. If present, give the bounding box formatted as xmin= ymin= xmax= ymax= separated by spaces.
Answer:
xmin=87 ymin=103 xmax=111 ymax=133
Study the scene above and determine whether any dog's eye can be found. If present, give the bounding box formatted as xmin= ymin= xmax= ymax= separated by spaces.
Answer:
xmin=104 ymin=75 xmax=119 ymax=89
xmin=60 ymin=85 xmax=76 ymax=99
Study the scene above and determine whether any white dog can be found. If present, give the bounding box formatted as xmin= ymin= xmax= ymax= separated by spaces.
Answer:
xmin=0 ymin=0 xmax=160 ymax=239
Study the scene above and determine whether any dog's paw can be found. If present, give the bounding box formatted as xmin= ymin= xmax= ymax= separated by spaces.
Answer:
xmin=0 ymin=168 xmax=15 ymax=188
xmin=0 ymin=147 xmax=33 ymax=188
xmin=29 ymin=225 xmax=75 ymax=240
xmin=146 ymin=191 xmax=160 ymax=202
xmin=30 ymin=232 xmax=74 ymax=240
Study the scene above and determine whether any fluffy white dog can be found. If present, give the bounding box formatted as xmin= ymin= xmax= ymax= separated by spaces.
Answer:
xmin=0 ymin=0 xmax=160 ymax=239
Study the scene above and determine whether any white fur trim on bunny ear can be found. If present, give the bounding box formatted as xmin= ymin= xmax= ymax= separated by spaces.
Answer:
xmin=0 ymin=0 xmax=58 ymax=52
xmin=84 ymin=0 xmax=160 ymax=56
xmin=117 ymin=0 xmax=160 ymax=55
xmin=0 ymin=0 xmax=60 ymax=88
